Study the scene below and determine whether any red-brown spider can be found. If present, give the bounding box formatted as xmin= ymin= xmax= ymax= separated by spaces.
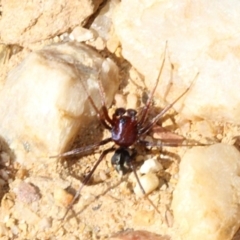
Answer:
xmin=51 ymin=45 xmax=197 ymax=220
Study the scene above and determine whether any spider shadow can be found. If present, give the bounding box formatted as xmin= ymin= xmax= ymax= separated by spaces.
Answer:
xmin=0 ymin=136 xmax=16 ymax=202
xmin=64 ymin=145 xmax=182 ymax=223
xmin=65 ymin=175 xmax=127 ymax=221
xmin=57 ymin=118 xmax=107 ymax=181
xmin=145 ymin=147 xmax=181 ymax=185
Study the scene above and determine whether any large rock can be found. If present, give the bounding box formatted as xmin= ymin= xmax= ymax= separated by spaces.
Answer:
xmin=172 ymin=144 xmax=240 ymax=240
xmin=0 ymin=42 xmax=119 ymax=163
xmin=113 ymin=0 xmax=240 ymax=123
xmin=0 ymin=0 xmax=102 ymax=46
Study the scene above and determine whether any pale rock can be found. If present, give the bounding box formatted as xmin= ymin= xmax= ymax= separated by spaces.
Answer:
xmin=90 ymin=0 xmax=120 ymax=53
xmin=126 ymin=93 xmax=138 ymax=110
xmin=140 ymin=158 xmax=163 ymax=174
xmin=172 ymin=144 xmax=240 ymax=240
xmin=38 ymin=217 xmax=52 ymax=230
xmin=114 ymin=93 xmax=127 ymax=109
xmin=0 ymin=42 xmax=119 ymax=162
xmin=113 ymin=0 xmax=240 ymax=124
xmin=69 ymin=26 xmax=95 ymax=42
xmin=0 ymin=0 xmax=103 ymax=46
xmin=134 ymin=172 xmax=160 ymax=197
xmin=12 ymin=180 xmax=40 ymax=204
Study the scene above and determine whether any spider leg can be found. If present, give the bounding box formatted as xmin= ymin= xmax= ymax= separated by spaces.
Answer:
xmin=138 ymin=139 xmax=207 ymax=148
xmin=96 ymin=70 xmax=114 ymax=126
xmin=61 ymin=146 xmax=116 ymax=221
xmin=49 ymin=137 xmax=112 ymax=158
xmin=138 ymin=41 xmax=168 ymax=127
xmin=128 ymin=160 xmax=161 ymax=214
xmin=74 ymin=65 xmax=113 ymax=128
xmin=87 ymin=95 xmax=112 ymax=129
xmin=100 ymin=105 xmax=114 ymax=127
xmin=139 ymin=73 xmax=198 ymax=136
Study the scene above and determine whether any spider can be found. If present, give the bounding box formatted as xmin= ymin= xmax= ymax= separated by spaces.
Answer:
xmin=51 ymin=44 xmax=197 ymax=220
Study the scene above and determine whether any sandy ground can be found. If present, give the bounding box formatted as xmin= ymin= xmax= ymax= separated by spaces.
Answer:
xmin=1 ymin=1 xmax=240 ymax=240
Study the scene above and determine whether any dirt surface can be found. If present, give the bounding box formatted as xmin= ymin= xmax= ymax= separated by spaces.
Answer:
xmin=0 ymin=46 xmax=181 ymax=239
xmin=1 ymin=48 xmax=239 ymax=240
xmin=1 ymin=1 xmax=240 ymax=240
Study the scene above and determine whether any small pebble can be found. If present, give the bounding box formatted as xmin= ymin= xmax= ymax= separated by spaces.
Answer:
xmin=134 ymin=173 xmax=160 ymax=197
xmin=140 ymin=158 xmax=163 ymax=174
xmin=126 ymin=93 xmax=138 ymax=109
xmin=69 ymin=26 xmax=95 ymax=42
xmin=15 ymin=168 xmax=28 ymax=179
xmin=53 ymin=36 xmax=60 ymax=43
xmin=87 ymin=36 xmax=105 ymax=50
xmin=14 ymin=181 xmax=40 ymax=204
xmin=160 ymin=182 xmax=167 ymax=191
xmin=114 ymin=93 xmax=126 ymax=108
xmin=217 ymin=133 xmax=223 ymax=140
xmin=106 ymin=33 xmax=120 ymax=53
xmin=54 ymin=187 xmax=74 ymax=207
xmin=99 ymin=170 xmax=108 ymax=181
xmin=38 ymin=217 xmax=52 ymax=230
xmin=10 ymin=224 xmax=19 ymax=235
xmin=59 ymin=32 xmax=69 ymax=41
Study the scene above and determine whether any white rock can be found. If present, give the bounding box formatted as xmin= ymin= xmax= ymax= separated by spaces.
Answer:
xmin=69 ymin=26 xmax=95 ymax=42
xmin=38 ymin=217 xmax=52 ymax=230
xmin=139 ymin=158 xmax=163 ymax=174
xmin=126 ymin=93 xmax=138 ymax=110
xmin=134 ymin=172 xmax=160 ymax=197
xmin=0 ymin=0 xmax=102 ymax=45
xmin=113 ymin=0 xmax=240 ymax=124
xmin=114 ymin=93 xmax=127 ymax=109
xmin=90 ymin=0 xmax=120 ymax=52
xmin=0 ymin=42 xmax=119 ymax=162
xmin=172 ymin=144 xmax=240 ymax=240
